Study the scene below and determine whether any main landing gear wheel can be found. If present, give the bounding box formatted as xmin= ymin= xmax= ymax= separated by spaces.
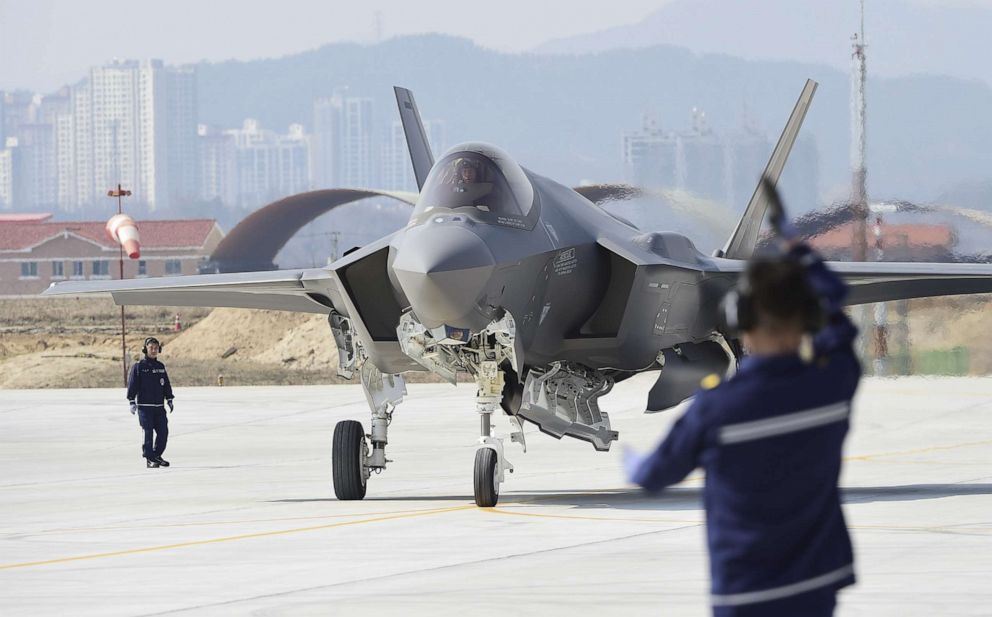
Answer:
xmin=474 ymin=448 xmax=499 ymax=507
xmin=332 ymin=420 xmax=367 ymax=500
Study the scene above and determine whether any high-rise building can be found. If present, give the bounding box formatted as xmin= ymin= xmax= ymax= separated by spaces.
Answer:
xmin=0 ymin=62 xmax=196 ymax=214
xmin=14 ymin=123 xmax=56 ymax=209
xmin=197 ymin=124 xmax=238 ymax=207
xmin=165 ymin=66 xmax=198 ymax=205
xmin=342 ymin=97 xmax=375 ymax=188
xmin=224 ymin=119 xmax=311 ymax=208
xmin=71 ymin=80 xmax=93 ymax=212
xmin=0 ymin=141 xmax=17 ymax=209
xmin=0 ymin=91 xmax=35 ymax=146
xmin=622 ymin=114 xmax=678 ymax=190
xmin=0 ymin=92 xmax=66 ymax=210
xmin=622 ymin=110 xmax=819 ymax=210
xmin=382 ymin=119 xmax=446 ymax=192
xmin=312 ymin=93 xmax=377 ymax=189
xmin=80 ymin=59 xmax=198 ymax=211
xmin=312 ymin=94 xmax=343 ymax=189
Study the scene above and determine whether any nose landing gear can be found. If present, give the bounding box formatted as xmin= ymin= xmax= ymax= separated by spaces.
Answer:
xmin=473 ymin=361 xmax=519 ymax=507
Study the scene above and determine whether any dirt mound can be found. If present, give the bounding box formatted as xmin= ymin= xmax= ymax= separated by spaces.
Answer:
xmin=0 ymin=345 xmax=123 ymax=388
xmin=166 ymin=308 xmax=338 ymax=371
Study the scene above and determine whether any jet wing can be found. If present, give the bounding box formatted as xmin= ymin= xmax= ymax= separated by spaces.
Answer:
xmin=831 ymin=261 xmax=992 ymax=305
xmin=43 ymin=268 xmax=340 ymax=314
xmin=45 ymin=232 xmax=421 ymax=374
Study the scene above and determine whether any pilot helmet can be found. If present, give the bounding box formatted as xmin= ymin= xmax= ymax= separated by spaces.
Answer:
xmin=454 ymin=157 xmax=479 ymax=179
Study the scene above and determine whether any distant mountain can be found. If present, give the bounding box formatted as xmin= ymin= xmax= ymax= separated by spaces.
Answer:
xmin=196 ymin=34 xmax=992 ymax=207
xmin=535 ymin=0 xmax=992 ymax=87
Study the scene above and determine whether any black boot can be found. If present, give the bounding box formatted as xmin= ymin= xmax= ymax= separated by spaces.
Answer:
xmin=146 ymin=458 xmax=160 ymax=468
xmin=154 ymin=456 xmax=170 ymax=467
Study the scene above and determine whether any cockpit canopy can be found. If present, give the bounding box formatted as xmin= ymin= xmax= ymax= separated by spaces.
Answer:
xmin=411 ymin=143 xmax=538 ymax=229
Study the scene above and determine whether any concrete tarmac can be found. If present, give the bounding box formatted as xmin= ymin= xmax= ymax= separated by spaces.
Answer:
xmin=1 ymin=375 xmax=991 ymax=616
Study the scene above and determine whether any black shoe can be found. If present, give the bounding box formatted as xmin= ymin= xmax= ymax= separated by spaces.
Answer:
xmin=146 ymin=458 xmax=160 ymax=468
xmin=154 ymin=457 xmax=170 ymax=467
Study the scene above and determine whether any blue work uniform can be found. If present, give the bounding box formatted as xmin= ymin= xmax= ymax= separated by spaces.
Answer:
xmin=631 ymin=243 xmax=860 ymax=617
xmin=126 ymin=357 xmax=174 ymax=460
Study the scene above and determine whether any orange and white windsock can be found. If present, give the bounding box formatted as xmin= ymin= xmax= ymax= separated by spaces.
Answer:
xmin=106 ymin=214 xmax=141 ymax=259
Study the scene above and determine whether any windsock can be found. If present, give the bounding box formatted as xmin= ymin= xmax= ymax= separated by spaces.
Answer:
xmin=106 ymin=214 xmax=141 ymax=259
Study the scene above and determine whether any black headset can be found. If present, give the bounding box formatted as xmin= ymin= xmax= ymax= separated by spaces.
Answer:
xmin=142 ymin=337 xmax=163 ymax=355
xmin=721 ymin=274 xmax=755 ymax=334
xmin=720 ymin=259 xmax=824 ymax=335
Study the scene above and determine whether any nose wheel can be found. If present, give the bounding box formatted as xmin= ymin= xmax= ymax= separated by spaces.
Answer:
xmin=474 ymin=408 xmax=515 ymax=507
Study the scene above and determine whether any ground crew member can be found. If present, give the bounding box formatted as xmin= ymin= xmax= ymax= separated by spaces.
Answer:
xmin=625 ymin=182 xmax=860 ymax=616
xmin=127 ymin=337 xmax=175 ymax=468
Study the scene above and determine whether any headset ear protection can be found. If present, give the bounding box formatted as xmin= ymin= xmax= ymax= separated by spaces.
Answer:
xmin=799 ymin=285 xmax=825 ymax=333
xmin=720 ymin=274 xmax=755 ymax=335
xmin=719 ymin=259 xmax=824 ymax=336
xmin=142 ymin=337 xmax=163 ymax=355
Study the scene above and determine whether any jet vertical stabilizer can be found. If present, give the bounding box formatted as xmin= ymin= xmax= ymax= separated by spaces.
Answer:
xmin=719 ymin=79 xmax=818 ymax=260
xmin=393 ymin=87 xmax=435 ymax=191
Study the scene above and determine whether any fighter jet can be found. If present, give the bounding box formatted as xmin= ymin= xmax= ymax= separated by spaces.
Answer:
xmin=45 ymin=80 xmax=992 ymax=506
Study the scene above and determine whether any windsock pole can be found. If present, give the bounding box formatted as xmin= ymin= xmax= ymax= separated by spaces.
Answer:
xmin=108 ymin=184 xmax=132 ymax=387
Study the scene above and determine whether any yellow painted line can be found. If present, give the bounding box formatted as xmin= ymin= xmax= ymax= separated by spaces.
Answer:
xmin=484 ymin=507 xmax=703 ymax=526
xmin=846 ymin=439 xmax=992 ymax=462
xmin=19 ymin=505 xmax=466 ymax=536
xmin=864 ymin=388 xmax=992 ymax=399
xmin=850 ymin=523 xmax=992 ymax=534
xmin=487 ymin=507 xmax=992 ymax=536
xmin=0 ymin=504 xmax=473 ymax=571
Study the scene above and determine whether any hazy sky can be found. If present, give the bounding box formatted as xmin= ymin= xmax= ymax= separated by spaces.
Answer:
xmin=4 ymin=0 xmax=991 ymax=93
xmin=0 ymin=0 xmax=665 ymax=91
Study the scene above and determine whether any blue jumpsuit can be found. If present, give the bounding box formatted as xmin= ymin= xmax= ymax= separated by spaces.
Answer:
xmin=631 ymin=243 xmax=860 ymax=616
xmin=127 ymin=357 xmax=174 ymax=460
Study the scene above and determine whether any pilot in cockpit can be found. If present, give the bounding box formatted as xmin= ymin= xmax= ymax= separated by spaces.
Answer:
xmin=456 ymin=158 xmax=478 ymax=186
xmin=451 ymin=157 xmax=493 ymax=206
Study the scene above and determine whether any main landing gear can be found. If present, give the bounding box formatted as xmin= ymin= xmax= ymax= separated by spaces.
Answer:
xmin=332 ymin=364 xmax=405 ymax=500
xmin=330 ymin=358 xmax=524 ymax=507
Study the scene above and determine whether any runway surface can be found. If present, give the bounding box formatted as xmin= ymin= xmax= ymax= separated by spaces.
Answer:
xmin=1 ymin=375 xmax=991 ymax=616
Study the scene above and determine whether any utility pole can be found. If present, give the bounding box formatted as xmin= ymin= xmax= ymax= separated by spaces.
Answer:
xmin=872 ymin=214 xmax=889 ymax=375
xmin=850 ymin=0 xmax=868 ymax=262
xmin=330 ymin=230 xmax=342 ymax=262
xmin=850 ymin=0 xmax=873 ymax=364
xmin=108 ymin=183 xmax=132 ymax=386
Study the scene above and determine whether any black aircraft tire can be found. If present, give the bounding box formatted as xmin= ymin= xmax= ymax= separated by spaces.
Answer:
xmin=332 ymin=420 xmax=367 ymax=500
xmin=474 ymin=448 xmax=499 ymax=507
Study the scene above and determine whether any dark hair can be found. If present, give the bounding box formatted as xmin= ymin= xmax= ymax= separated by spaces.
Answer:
xmin=745 ymin=257 xmax=821 ymax=332
xmin=142 ymin=337 xmax=162 ymax=355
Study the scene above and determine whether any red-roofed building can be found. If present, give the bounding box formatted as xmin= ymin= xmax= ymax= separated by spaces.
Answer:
xmin=809 ymin=222 xmax=956 ymax=262
xmin=0 ymin=216 xmax=224 ymax=295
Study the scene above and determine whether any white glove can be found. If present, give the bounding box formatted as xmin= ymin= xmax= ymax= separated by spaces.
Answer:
xmin=622 ymin=446 xmax=648 ymax=485
xmin=129 ymin=403 xmax=137 ymax=415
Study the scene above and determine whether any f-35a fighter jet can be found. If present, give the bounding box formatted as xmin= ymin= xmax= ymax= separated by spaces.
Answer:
xmin=46 ymin=80 xmax=992 ymax=506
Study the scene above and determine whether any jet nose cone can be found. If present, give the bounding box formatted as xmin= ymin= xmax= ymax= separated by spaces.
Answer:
xmin=392 ymin=224 xmax=495 ymax=329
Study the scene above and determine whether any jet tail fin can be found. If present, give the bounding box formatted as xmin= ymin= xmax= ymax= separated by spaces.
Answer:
xmin=718 ymin=79 xmax=818 ymax=260
xmin=393 ymin=86 xmax=435 ymax=191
